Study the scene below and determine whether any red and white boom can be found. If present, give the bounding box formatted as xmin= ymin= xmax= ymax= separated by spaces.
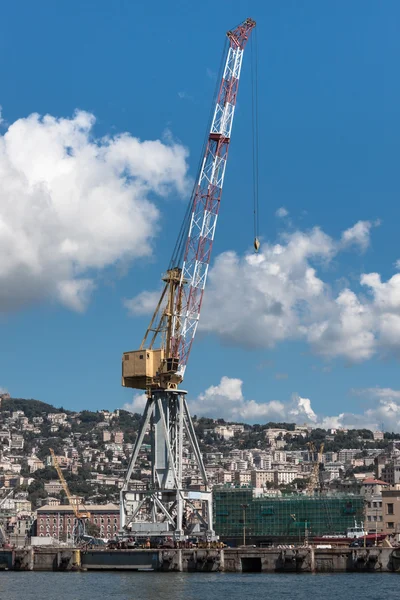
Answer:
xmin=172 ymin=17 xmax=256 ymax=379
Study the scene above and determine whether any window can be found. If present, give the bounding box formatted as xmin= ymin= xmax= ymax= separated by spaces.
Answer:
xmin=387 ymin=522 xmax=394 ymax=529
xmin=367 ymin=516 xmax=372 ymax=522
xmin=387 ymin=503 xmax=394 ymax=515
xmin=139 ymin=354 xmax=144 ymax=359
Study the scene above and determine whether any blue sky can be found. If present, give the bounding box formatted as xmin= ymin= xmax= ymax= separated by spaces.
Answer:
xmin=1 ymin=1 xmax=400 ymax=429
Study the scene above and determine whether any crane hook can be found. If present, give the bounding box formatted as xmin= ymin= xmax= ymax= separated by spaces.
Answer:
xmin=254 ymin=237 xmax=260 ymax=253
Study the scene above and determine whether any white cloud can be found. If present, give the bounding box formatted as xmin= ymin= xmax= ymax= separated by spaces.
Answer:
xmin=340 ymin=220 xmax=378 ymax=252
xmin=275 ymin=207 xmax=288 ymax=218
xmin=324 ymin=387 xmax=400 ymax=432
xmin=289 ymin=394 xmax=317 ymax=423
xmin=0 ymin=108 xmax=189 ymax=313
xmin=125 ymin=219 xmax=400 ymax=363
xmin=307 ymin=289 xmax=375 ymax=362
xmin=189 ymin=376 xmax=319 ymax=424
xmin=198 ymin=223 xmax=400 ymax=362
xmin=395 ymin=259 xmax=400 ymax=270
xmin=189 ymin=377 xmax=400 ymax=432
xmin=199 ymin=227 xmax=336 ymax=350
xmin=124 ymin=289 xmax=161 ymax=316
xmin=354 ymin=387 xmax=400 ymax=401
xmin=123 ymin=393 xmax=147 ymax=414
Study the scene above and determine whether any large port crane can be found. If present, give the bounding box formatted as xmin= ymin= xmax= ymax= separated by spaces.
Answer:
xmin=120 ymin=17 xmax=256 ymax=541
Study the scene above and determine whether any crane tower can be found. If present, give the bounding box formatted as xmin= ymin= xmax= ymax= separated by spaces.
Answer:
xmin=120 ymin=18 xmax=256 ymax=541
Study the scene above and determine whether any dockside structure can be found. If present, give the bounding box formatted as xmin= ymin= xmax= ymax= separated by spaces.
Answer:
xmin=213 ymin=488 xmax=365 ymax=546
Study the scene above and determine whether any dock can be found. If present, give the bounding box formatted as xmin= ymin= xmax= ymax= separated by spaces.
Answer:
xmin=1 ymin=546 xmax=400 ymax=573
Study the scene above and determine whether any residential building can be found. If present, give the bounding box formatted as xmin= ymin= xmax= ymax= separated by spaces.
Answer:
xmin=102 ymin=430 xmax=111 ymax=442
xmin=381 ymin=459 xmax=400 ymax=486
xmin=10 ymin=435 xmax=24 ymax=450
xmin=382 ymin=490 xmax=400 ymax=541
xmin=234 ymin=471 xmax=252 ymax=485
xmin=251 ymin=470 xmax=275 ymax=488
xmin=44 ymin=480 xmax=63 ymax=495
xmin=338 ymin=449 xmax=360 ymax=464
xmin=274 ymin=470 xmax=300 ymax=486
xmin=113 ymin=431 xmax=124 ymax=444
xmin=215 ymin=426 xmax=234 ymax=440
xmin=365 ymin=494 xmax=384 ymax=534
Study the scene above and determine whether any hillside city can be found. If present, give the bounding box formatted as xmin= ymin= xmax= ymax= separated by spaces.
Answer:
xmin=1 ymin=392 xmax=400 ymax=544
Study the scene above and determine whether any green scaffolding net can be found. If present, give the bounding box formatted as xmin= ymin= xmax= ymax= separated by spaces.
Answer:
xmin=213 ymin=488 xmax=365 ymax=539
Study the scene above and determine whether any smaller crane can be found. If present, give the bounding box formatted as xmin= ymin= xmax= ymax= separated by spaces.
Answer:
xmin=50 ymin=448 xmax=90 ymax=544
xmin=306 ymin=442 xmax=324 ymax=494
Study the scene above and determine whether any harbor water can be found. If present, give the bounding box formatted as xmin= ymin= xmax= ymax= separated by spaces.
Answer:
xmin=0 ymin=571 xmax=399 ymax=600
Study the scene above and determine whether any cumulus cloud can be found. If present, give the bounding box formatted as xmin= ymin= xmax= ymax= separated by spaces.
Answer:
xmin=275 ymin=207 xmax=288 ymax=218
xmin=198 ymin=222 xmax=400 ymax=362
xmin=125 ymin=217 xmax=400 ymax=363
xmin=123 ymin=392 xmax=147 ymax=414
xmin=124 ymin=289 xmax=162 ymax=316
xmin=320 ymin=387 xmax=400 ymax=432
xmin=199 ymin=227 xmax=335 ymax=350
xmin=189 ymin=376 xmax=285 ymax=422
xmin=340 ymin=220 xmax=378 ymax=252
xmin=188 ymin=376 xmax=319 ymax=424
xmin=188 ymin=377 xmax=400 ymax=432
xmin=307 ymin=289 xmax=375 ymax=362
xmin=0 ymin=108 xmax=189 ymax=313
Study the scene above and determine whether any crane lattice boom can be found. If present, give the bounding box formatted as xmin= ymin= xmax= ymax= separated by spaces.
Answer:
xmin=122 ymin=17 xmax=256 ymax=393
xmin=50 ymin=448 xmax=90 ymax=519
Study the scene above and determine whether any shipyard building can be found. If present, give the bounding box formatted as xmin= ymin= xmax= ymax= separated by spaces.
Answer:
xmin=213 ymin=488 xmax=365 ymax=546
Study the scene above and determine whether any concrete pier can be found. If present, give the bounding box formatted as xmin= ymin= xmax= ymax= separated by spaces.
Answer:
xmin=1 ymin=546 xmax=400 ymax=572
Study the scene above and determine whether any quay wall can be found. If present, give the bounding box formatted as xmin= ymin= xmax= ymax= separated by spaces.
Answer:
xmin=1 ymin=546 xmax=400 ymax=573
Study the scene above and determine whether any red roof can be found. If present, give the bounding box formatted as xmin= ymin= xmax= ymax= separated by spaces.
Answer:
xmin=362 ymin=477 xmax=389 ymax=485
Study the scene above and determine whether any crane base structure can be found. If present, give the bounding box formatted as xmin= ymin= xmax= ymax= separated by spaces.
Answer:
xmin=120 ymin=389 xmax=215 ymax=541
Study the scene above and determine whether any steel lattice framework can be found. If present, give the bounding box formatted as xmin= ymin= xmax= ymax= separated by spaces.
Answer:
xmin=172 ymin=18 xmax=256 ymax=380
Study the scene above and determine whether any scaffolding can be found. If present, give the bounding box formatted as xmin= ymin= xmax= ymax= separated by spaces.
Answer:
xmin=213 ymin=488 xmax=365 ymax=540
